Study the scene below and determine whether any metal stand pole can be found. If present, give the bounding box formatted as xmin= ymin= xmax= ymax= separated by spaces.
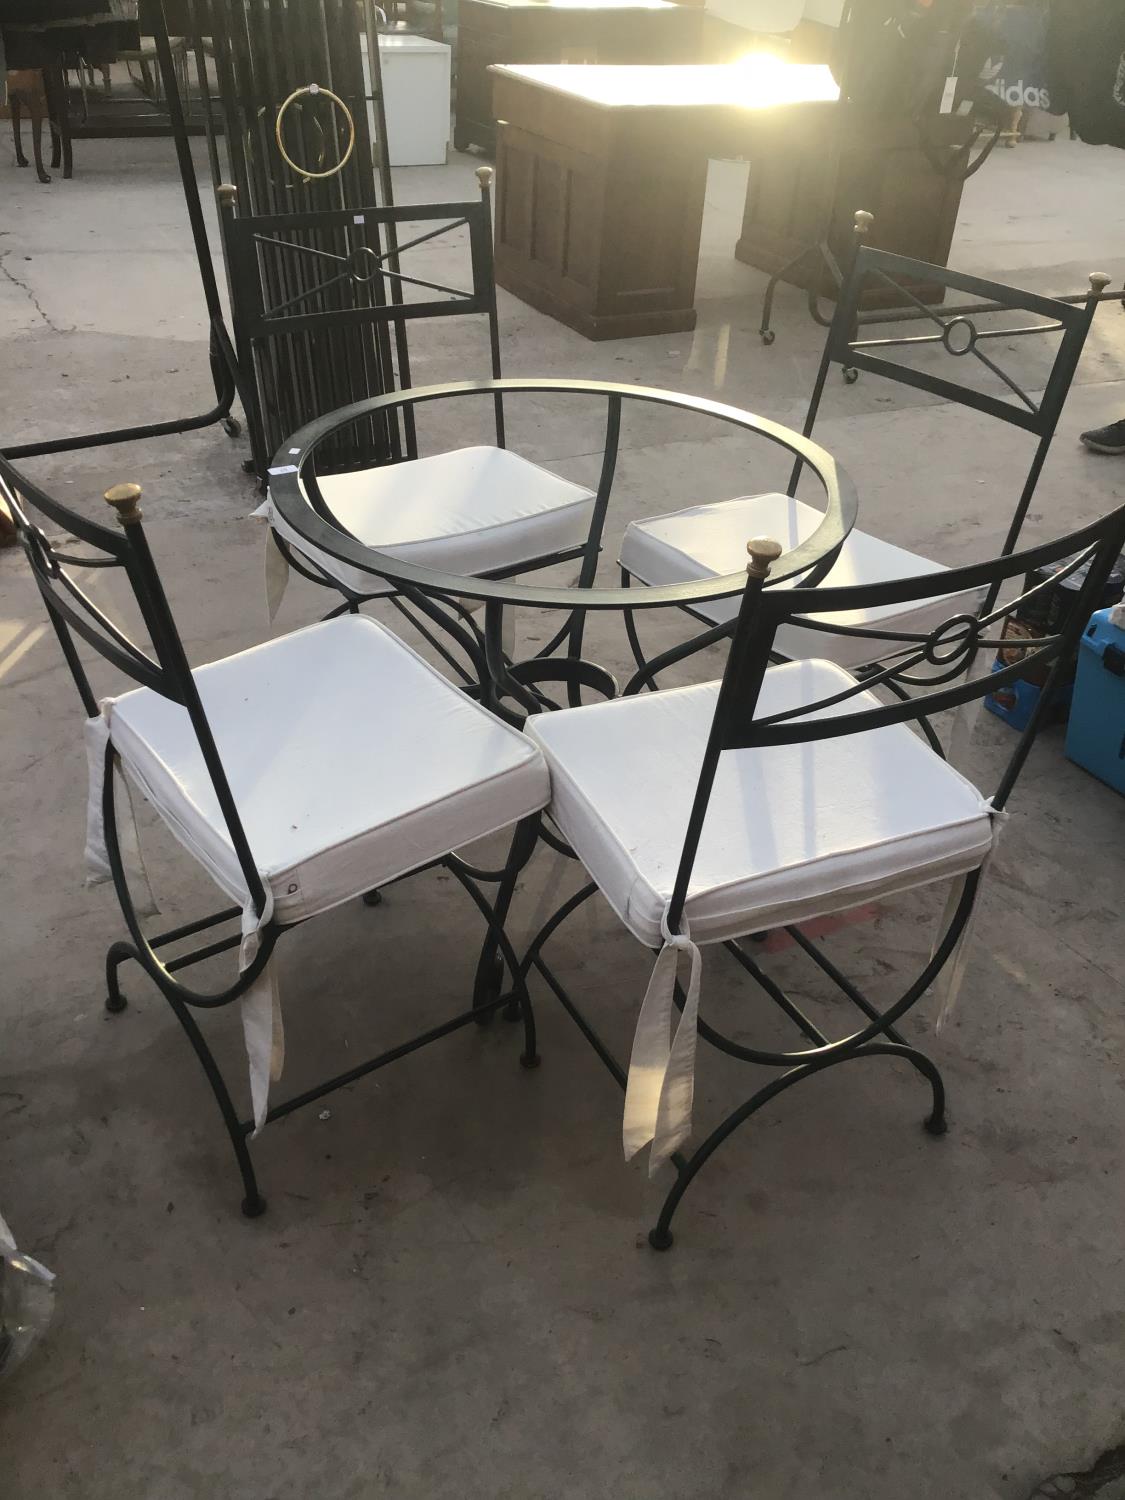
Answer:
xmin=1 ymin=0 xmax=245 ymax=463
xmin=757 ymin=0 xmax=997 ymax=346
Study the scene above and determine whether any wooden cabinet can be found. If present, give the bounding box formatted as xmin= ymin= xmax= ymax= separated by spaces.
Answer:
xmin=491 ymin=63 xmax=841 ymax=339
xmin=455 ymin=0 xmax=704 ymax=154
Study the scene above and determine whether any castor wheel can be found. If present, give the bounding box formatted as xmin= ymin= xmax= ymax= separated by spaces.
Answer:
xmin=241 ymin=1194 xmax=267 ymax=1218
xmin=923 ymin=1114 xmax=948 ymax=1137
xmin=221 ymin=415 xmax=242 ymax=438
xmin=361 ymin=888 xmax=383 ymax=908
xmin=760 ymin=329 xmax=776 ymax=347
xmin=647 ymin=1226 xmax=674 ymax=1251
xmin=842 ymin=367 xmax=859 ymax=385
xmin=241 ymin=458 xmax=258 ymax=476
xmin=105 ymin=992 xmax=128 ymax=1014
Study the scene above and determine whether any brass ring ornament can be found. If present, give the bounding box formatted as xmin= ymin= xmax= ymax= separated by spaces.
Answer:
xmin=274 ymin=83 xmax=355 ymax=182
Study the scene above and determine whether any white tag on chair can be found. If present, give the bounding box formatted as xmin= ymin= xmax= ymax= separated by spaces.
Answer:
xmin=623 ymin=909 xmax=702 ymax=1176
xmin=932 ymin=802 xmax=1010 ymax=1032
xmin=241 ymin=960 xmax=284 ymax=1138
xmin=251 ymin=497 xmax=291 ymax=625
xmin=238 ymin=890 xmax=284 ymax=1137
xmin=83 ymin=711 xmax=159 ymax=919
xmin=264 ymin=532 xmax=291 ymax=625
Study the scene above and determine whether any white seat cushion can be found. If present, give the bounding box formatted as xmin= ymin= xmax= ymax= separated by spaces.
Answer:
xmin=620 ymin=492 xmax=979 ymax=667
xmin=106 ymin=615 xmax=550 ymax=924
xmin=524 ymin=659 xmax=993 ymax=949
xmin=269 ymin=444 xmax=596 ymax=597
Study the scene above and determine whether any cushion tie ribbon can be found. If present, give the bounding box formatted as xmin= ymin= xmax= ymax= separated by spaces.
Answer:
xmin=623 ymin=908 xmax=703 ymax=1176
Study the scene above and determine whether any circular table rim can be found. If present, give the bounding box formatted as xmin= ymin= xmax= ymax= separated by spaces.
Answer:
xmin=268 ymin=378 xmax=859 ymax=612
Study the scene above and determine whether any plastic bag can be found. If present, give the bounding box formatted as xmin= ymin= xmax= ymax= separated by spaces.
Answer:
xmin=0 ymin=1210 xmax=55 ymax=1379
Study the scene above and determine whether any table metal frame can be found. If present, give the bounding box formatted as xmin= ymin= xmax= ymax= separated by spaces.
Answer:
xmin=269 ymin=376 xmax=857 ymax=715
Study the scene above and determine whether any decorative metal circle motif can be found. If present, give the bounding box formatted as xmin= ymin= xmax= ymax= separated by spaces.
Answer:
xmin=348 ymin=245 xmax=381 ymax=284
xmin=922 ymin=612 xmax=980 ymax=667
xmin=275 ymin=83 xmax=355 ymax=182
xmin=941 ymin=316 xmax=978 ymax=357
xmin=22 ymin=523 xmax=59 ymax=579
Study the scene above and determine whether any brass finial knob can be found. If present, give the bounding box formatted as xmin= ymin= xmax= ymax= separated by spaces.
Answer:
xmin=746 ymin=535 xmax=783 ymax=579
xmin=104 ymin=483 xmax=143 ymax=526
xmin=475 ymin=165 xmax=494 ymax=190
xmin=854 ymin=209 xmax=875 ymax=237
xmin=1089 ymin=271 xmax=1112 ymax=294
xmin=216 ymin=183 xmax=238 ymax=209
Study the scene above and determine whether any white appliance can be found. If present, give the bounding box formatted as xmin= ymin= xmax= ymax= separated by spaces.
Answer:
xmin=361 ymin=32 xmax=451 ymax=168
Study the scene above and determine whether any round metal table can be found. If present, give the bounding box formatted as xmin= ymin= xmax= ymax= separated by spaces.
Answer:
xmin=268 ymin=377 xmax=858 ymax=716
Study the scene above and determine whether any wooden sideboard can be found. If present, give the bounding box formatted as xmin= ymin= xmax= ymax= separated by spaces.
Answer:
xmin=491 ymin=61 xmax=839 ymax=339
xmin=455 ymin=0 xmax=705 ymax=154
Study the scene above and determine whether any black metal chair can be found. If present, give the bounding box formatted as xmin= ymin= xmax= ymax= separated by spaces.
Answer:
xmin=1 ymin=456 xmax=551 ymax=1218
xmin=620 ymin=228 xmax=1110 ymax=682
xmin=522 ymin=502 xmax=1125 ymax=1249
xmin=221 ymin=173 xmax=602 ymax=675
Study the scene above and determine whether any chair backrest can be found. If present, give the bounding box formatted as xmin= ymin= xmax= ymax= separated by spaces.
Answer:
xmin=662 ymin=501 xmax=1125 ymax=935
xmin=0 ymin=457 xmax=269 ymax=919
xmin=792 ymin=239 xmax=1108 ymax=568
xmin=218 ymin=172 xmax=504 ymax=473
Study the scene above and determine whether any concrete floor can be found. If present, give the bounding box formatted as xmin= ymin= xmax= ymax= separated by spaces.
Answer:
xmin=2 ymin=126 xmax=1125 ymax=1500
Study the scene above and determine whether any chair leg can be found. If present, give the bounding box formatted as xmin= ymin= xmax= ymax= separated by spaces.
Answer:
xmin=104 ymin=919 xmax=269 ymax=1215
xmin=12 ymin=96 xmax=28 ymax=169
xmin=619 ymin=569 xmax=653 ymax=683
xmin=45 ymin=67 xmax=72 ymax=179
xmin=458 ymin=816 xmax=541 ymax=1065
xmin=105 ymin=940 xmax=134 ymax=1012
xmin=163 ymin=988 xmax=267 ymax=1218
xmin=524 ymin=871 xmax=974 ymax=1248
xmin=101 ymin=752 xmax=271 ymax=1215
xmin=647 ymin=1041 xmax=947 ymax=1250
xmin=29 ymin=101 xmax=50 ymax=185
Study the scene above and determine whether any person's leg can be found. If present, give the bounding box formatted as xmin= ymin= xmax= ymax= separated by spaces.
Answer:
xmin=1080 ymin=418 xmax=1125 ymax=455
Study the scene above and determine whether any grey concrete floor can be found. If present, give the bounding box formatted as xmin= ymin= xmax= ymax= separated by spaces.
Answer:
xmin=2 ymin=127 xmax=1125 ymax=1500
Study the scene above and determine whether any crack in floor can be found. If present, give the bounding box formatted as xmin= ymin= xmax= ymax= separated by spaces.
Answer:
xmin=0 ymin=250 xmax=74 ymax=334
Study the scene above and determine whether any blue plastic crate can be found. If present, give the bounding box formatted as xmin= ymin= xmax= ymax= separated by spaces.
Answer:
xmin=984 ymin=659 xmax=1072 ymax=732
xmin=1065 ymin=608 xmax=1125 ymax=795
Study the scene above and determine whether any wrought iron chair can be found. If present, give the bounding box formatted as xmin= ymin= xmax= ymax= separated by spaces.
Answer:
xmin=620 ymin=233 xmax=1109 ymax=681
xmin=220 ymin=174 xmax=599 ymax=662
xmin=522 ymin=503 xmax=1125 ymax=1249
xmin=1 ymin=457 xmax=550 ymax=1217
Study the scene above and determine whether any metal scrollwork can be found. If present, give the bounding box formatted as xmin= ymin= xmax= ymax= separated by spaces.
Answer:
xmin=940 ymin=316 xmax=978 ymax=357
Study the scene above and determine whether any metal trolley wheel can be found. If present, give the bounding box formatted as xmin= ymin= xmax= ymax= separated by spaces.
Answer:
xmin=274 ymin=83 xmax=356 ymax=182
